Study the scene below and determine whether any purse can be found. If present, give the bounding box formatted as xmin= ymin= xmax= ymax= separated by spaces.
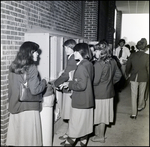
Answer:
xmin=19 ymin=72 xmax=42 ymax=102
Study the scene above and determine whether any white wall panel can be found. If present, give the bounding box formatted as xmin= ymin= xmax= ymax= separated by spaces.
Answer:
xmin=25 ymin=33 xmax=50 ymax=80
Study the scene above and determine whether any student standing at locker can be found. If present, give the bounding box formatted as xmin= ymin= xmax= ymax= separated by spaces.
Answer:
xmin=61 ymin=43 xmax=94 ymax=146
xmin=6 ymin=41 xmax=47 ymax=146
xmin=54 ymin=39 xmax=77 ymax=142
xmin=91 ymin=42 xmax=122 ymax=143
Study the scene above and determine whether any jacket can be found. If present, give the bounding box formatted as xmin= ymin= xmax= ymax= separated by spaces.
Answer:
xmin=93 ymin=59 xmax=122 ymax=99
xmin=8 ymin=65 xmax=46 ymax=114
xmin=126 ymin=51 xmax=149 ymax=82
xmin=54 ymin=54 xmax=77 ymax=93
xmin=69 ymin=59 xmax=94 ymax=109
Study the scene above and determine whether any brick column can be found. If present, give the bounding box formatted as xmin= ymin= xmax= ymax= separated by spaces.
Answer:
xmin=106 ymin=1 xmax=116 ymax=45
xmin=97 ymin=1 xmax=108 ymax=41
xmin=115 ymin=10 xmax=122 ymax=48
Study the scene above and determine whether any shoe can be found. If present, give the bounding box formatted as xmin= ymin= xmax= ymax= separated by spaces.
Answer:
xmin=80 ymin=141 xmax=87 ymax=146
xmin=64 ymin=143 xmax=72 ymax=146
xmin=60 ymin=140 xmax=66 ymax=146
xmin=118 ymin=89 xmax=122 ymax=92
xmin=138 ymin=107 xmax=145 ymax=111
xmin=91 ymin=136 xmax=105 ymax=143
xmin=130 ymin=115 xmax=136 ymax=119
xmin=99 ymin=138 xmax=105 ymax=143
xmin=64 ymin=137 xmax=77 ymax=146
xmin=59 ymin=134 xmax=68 ymax=140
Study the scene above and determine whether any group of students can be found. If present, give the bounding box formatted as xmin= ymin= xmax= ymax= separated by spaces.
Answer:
xmin=53 ymin=39 xmax=122 ymax=146
xmin=6 ymin=37 xmax=149 ymax=146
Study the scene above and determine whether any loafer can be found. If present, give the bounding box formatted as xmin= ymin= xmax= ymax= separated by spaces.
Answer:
xmin=59 ymin=134 xmax=68 ymax=140
xmin=80 ymin=141 xmax=87 ymax=146
xmin=64 ymin=137 xmax=77 ymax=146
xmin=138 ymin=107 xmax=144 ymax=111
xmin=60 ymin=140 xmax=66 ymax=146
xmin=91 ymin=136 xmax=105 ymax=143
xmin=130 ymin=115 xmax=136 ymax=119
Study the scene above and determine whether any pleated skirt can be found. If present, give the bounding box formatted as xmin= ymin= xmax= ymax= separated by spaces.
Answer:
xmin=67 ymin=107 xmax=93 ymax=138
xmin=6 ymin=110 xmax=42 ymax=146
xmin=61 ymin=93 xmax=72 ymax=120
xmin=94 ymin=98 xmax=114 ymax=125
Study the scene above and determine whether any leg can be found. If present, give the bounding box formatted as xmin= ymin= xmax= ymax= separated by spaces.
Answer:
xmin=59 ymin=119 xmax=69 ymax=140
xmin=99 ymin=123 xmax=106 ymax=139
xmin=138 ymin=82 xmax=147 ymax=110
xmin=91 ymin=124 xmax=100 ymax=142
xmin=121 ymin=64 xmax=128 ymax=87
xmin=95 ymin=124 xmax=99 ymax=136
xmin=80 ymin=135 xmax=88 ymax=146
xmin=64 ymin=137 xmax=77 ymax=146
xmin=59 ymin=93 xmax=72 ymax=140
xmin=145 ymin=81 xmax=149 ymax=101
xmin=117 ymin=65 xmax=126 ymax=91
xmin=130 ymin=81 xmax=138 ymax=116
xmin=91 ymin=123 xmax=106 ymax=143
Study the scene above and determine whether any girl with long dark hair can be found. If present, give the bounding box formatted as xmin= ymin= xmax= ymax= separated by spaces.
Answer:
xmin=6 ymin=41 xmax=47 ymax=146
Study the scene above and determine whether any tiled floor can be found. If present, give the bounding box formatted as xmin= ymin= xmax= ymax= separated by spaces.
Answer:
xmin=52 ymin=82 xmax=149 ymax=146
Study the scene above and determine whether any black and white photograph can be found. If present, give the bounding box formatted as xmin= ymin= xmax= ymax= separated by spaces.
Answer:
xmin=1 ymin=1 xmax=149 ymax=146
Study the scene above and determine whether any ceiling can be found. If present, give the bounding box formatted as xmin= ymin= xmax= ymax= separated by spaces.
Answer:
xmin=116 ymin=1 xmax=149 ymax=14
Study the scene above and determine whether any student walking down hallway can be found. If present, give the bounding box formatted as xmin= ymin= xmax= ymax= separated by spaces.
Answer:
xmin=53 ymin=79 xmax=149 ymax=146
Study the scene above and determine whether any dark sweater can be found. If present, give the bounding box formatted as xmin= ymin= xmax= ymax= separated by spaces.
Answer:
xmin=8 ymin=65 xmax=46 ymax=114
xmin=93 ymin=59 xmax=122 ymax=99
xmin=69 ymin=59 xmax=94 ymax=109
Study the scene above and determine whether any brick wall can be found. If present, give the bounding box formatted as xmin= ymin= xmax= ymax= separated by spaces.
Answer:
xmin=84 ymin=1 xmax=98 ymax=41
xmin=1 ymin=1 xmax=84 ymax=145
xmin=1 ymin=1 xmax=116 ymax=145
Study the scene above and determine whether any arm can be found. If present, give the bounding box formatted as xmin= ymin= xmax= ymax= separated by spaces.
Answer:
xmin=126 ymin=47 xmax=131 ymax=59
xmin=146 ymin=56 xmax=149 ymax=75
xmin=125 ymin=55 xmax=132 ymax=77
xmin=113 ymin=61 xmax=122 ymax=84
xmin=28 ymin=65 xmax=46 ymax=95
xmin=54 ymin=58 xmax=76 ymax=87
xmin=68 ymin=65 xmax=88 ymax=91
xmin=8 ymin=72 xmax=12 ymax=100
xmin=115 ymin=47 xmax=119 ymax=59
xmin=93 ymin=62 xmax=103 ymax=86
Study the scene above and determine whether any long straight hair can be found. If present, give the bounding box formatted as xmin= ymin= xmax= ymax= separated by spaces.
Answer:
xmin=9 ymin=41 xmax=39 ymax=74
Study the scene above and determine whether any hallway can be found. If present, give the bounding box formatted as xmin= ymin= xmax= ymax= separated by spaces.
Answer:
xmin=52 ymin=81 xmax=149 ymax=146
